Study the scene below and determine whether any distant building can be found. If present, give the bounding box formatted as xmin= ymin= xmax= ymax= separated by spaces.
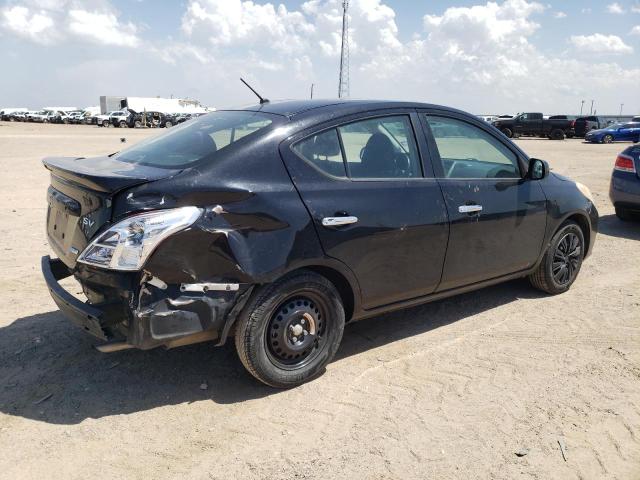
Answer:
xmin=99 ymin=96 xmax=211 ymax=114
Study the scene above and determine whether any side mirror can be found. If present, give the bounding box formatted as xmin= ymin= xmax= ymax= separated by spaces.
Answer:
xmin=528 ymin=158 xmax=548 ymax=180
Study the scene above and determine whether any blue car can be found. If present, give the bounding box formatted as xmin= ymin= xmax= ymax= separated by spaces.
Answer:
xmin=586 ymin=122 xmax=640 ymax=144
xmin=610 ymin=145 xmax=640 ymax=220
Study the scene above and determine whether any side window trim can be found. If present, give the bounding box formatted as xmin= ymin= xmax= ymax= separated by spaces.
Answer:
xmin=419 ymin=110 xmax=527 ymax=179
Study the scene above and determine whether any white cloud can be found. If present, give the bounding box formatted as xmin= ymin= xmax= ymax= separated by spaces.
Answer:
xmin=0 ymin=1 xmax=141 ymax=47
xmin=606 ymin=2 xmax=625 ymax=14
xmin=1 ymin=5 xmax=57 ymax=44
xmin=631 ymin=26 xmax=640 ymax=36
xmin=570 ymin=33 xmax=633 ymax=54
xmin=633 ymin=5 xmax=640 ymax=14
xmin=67 ymin=9 xmax=140 ymax=46
xmin=553 ymin=11 xmax=567 ymax=19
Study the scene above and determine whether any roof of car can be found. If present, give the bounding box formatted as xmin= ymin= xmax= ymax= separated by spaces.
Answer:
xmin=233 ymin=99 xmax=457 ymax=118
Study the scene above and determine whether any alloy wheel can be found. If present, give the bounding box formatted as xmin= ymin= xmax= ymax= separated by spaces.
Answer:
xmin=552 ymin=232 xmax=582 ymax=285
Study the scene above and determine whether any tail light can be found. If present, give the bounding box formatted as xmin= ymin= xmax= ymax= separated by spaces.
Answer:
xmin=614 ymin=154 xmax=636 ymax=173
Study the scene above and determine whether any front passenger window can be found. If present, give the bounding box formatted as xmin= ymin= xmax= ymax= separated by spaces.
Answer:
xmin=426 ymin=116 xmax=521 ymax=179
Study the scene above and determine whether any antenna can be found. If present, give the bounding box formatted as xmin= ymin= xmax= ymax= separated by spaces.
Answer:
xmin=240 ymin=78 xmax=269 ymax=104
xmin=338 ymin=0 xmax=350 ymax=99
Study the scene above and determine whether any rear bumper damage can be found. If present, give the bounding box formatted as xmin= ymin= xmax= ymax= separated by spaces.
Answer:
xmin=42 ymin=255 xmax=252 ymax=350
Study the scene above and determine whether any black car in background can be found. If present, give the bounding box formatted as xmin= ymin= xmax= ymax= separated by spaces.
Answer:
xmin=492 ymin=112 xmax=575 ymax=139
xmin=575 ymin=116 xmax=604 ymax=137
xmin=610 ymin=144 xmax=640 ymax=220
xmin=41 ymin=100 xmax=598 ymax=388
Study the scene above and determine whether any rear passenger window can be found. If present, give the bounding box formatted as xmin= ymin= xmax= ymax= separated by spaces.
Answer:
xmin=292 ymin=129 xmax=346 ymax=178
xmin=337 ymin=116 xmax=421 ymax=179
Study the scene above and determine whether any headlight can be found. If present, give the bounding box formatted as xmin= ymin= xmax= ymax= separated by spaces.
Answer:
xmin=78 ymin=206 xmax=202 ymax=271
xmin=575 ymin=182 xmax=594 ymax=203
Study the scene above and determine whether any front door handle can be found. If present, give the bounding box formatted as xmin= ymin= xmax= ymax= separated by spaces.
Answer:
xmin=458 ymin=205 xmax=483 ymax=214
xmin=322 ymin=216 xmax=358 ymax=227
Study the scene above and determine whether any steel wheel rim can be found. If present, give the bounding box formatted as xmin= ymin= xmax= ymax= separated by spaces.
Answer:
xmin=265 ymin=292 xmax=329 ymax=370
xmin=552 ymin=232 xmax=582 ymax=285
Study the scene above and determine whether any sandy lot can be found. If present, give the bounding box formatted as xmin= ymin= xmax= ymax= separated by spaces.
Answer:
xmin=0 ymin=121 xmax=638 ymax=480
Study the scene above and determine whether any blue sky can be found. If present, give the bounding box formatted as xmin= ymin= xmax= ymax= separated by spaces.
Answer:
xmin=1 ymin=0 xmax=639 ymax=114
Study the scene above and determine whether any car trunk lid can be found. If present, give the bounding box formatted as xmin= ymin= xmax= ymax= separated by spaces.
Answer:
xmin=43 ymin=156 xmax=179 ymax=268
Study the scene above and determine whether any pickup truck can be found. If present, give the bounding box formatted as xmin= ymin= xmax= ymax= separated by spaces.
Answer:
xmin=492 ymin=113 xmax=575 ymax=140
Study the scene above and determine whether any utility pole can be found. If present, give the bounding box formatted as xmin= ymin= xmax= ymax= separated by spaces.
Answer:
xmin=580 ymin=100 xmax=585 ymax=116
xmin=338 ymin=0 xmax=350 ymax=98
xmin=619 ymin=103 xmax=624 ymax=117
xmin=310 ymin=83 xmax=314 ymax=99
xmin=589 ymin=100 xmax=594 ymax=115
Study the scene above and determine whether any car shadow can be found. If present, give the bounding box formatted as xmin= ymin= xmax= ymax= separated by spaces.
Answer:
xmin=598 ymin=214 xmax=640 ymax=241
xmin=0 ymin=279 xmax=543 ymax=425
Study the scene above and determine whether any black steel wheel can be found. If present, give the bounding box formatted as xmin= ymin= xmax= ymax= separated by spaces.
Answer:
xmin=529 ymin=221 xmax=585 ymax=294
xmin=501 ymin=128 xmax=513 ymax=138
xmin=235 ymin=270 xmax=345 ymax=388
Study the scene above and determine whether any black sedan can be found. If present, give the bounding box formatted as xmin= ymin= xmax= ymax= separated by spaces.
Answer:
xmin=41 ymin=100 xmax=598 ymax=388
xmin=610 ymin=144 xmax=640 ymax=220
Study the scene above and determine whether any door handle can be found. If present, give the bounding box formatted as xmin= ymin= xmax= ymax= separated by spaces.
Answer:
xmin=458 ymin=205 xmax=483 ymax=214
xmin=322 ymin=216 xmax=358 ymax=227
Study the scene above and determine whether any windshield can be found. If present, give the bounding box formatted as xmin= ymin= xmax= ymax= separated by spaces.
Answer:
xmin=606 ymin=123 xmax=624 ymax=129
xmin=115 ymin=111 xmax=274 ymax=168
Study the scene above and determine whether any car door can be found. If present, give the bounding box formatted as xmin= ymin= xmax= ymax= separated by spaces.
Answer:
xmin=280 ymin=111 xmax=449 ymax=309
xmin=419 ymin=111 xmax=548 ymax=291
xmin=618 ymin=124 xmax=640 ymax=141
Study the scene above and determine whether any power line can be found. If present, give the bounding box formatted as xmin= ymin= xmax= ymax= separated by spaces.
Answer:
xmin=338 ymin=0 xmax=350 ymax=99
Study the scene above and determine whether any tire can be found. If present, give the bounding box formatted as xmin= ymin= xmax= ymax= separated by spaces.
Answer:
xmin=102 ymin=120 xmax=109 ymax=127
xmin=566 ymin=132 xmax=574 ymax=139
xmin=119 ymin=121 xmax=127 ymax=128
xmin=501 ymin=128 xmax=513 ymax=138
xmin=165 ymin=121 xmax=172 ymax=128
xmin=529 ymin=221 xmax=585 ymax=295
xmin=550 ymin=129 xmax=565 ymax=140
xmin=234 ymin=270 xmax=345 ymax=388
xmin=134 ymin=120 xmax=142 ymax=128
xmin=602 ymin=134 xmax=613 ymax=144
xmin=615 ymin=206 xmax=633 ymax=221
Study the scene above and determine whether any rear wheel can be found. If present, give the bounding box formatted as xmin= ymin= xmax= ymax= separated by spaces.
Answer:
xmin=529 ymin=221 xmax=584 ymax=295
xmin=602 ymin=134 xmax=614 ymax=144
xmin=134 ymin=120 xmax=142 ymax=128
xmin=101 ymin=120 xmax=109 ymax=127
xmin=234 ymin=271 xmax=345 ymax=388
xmin=501 ymin=128 xmax=513 ymax=138
xmin=165 ymin=121 xmax=172 ymax=128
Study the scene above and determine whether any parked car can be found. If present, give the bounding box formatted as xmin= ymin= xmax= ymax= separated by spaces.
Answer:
xmin=110 ymin=110 xmax=132 ymax=128
xmin=25 ymin=110 xmax=43 ymax=122
xmin=90 ymin=111 xmax=115 ymax=127
xmin=41 ymin=100 xmax=598 ymax=388
xmin=632 ymin=116 xmax=640 ymax=123
xmin=492 ymin=112 xmax=575 ymax=139
xmin=9 ymin=111 xmax=27 ymax=121
xmin=574 ymin=116 xmax=603 ymax=137
xmin=585 ymin=123 xmax=640 ymax=144
xmin=609 ymin=145 xmax=640 ymax=220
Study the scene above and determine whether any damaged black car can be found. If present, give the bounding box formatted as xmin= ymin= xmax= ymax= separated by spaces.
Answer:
xmin=42 ymin=100 xmax=598 ymax=388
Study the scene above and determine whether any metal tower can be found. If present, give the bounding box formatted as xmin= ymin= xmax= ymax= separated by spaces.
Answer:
xmin=338 ymin=0 xmax=350 ymax=98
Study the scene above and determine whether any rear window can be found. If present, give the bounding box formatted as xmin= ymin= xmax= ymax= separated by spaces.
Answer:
xmin=115 ymin=111 xmax=274 ymax=168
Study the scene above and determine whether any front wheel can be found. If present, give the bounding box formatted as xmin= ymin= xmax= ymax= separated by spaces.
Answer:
xmin=234 ymin=271 xmax=345 ymax=388
xmin=501 ymin=128 xmax=513 ymax=138
xmin=602 ymin=134 xmax=614 ymax=144
xmin=529 ymin=221 xmax=584 ymax=295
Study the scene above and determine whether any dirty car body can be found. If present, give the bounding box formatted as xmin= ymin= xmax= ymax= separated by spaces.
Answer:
xmin=42 ymin=100 xmax=598 ymax=387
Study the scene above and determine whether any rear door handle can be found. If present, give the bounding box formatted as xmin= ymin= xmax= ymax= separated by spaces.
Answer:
xmin=458 ymin=205 xmax=483 ymax=214
xmin=322 ymin=216 xmax=358 ymax=227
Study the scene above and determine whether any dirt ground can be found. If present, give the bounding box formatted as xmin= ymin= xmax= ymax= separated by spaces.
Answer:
xmin=0 ymin=121 xmax=638 ymax=480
